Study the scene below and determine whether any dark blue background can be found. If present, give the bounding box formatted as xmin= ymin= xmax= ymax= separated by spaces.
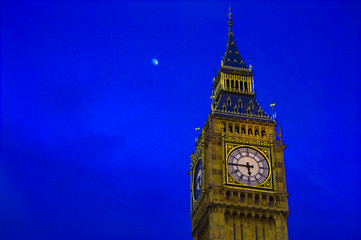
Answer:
xmin=2 ymin=1 xmax=360 ymax=239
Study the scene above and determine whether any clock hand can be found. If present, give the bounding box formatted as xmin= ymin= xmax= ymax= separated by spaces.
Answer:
xmin=229 ymin=162 xmax=254 ymax=175
xmin=228 ymin=163 xmax=253 ymax=167
xmin=246 ymin=162 xmax=252 ymax=176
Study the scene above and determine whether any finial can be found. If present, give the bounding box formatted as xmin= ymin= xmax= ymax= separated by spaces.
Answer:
xmin=227 ymin=6 xmax=233 ymax=28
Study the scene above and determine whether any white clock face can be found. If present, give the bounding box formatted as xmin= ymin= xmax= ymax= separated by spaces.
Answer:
xmin=227 ymin=147 xmax=270 ymax=186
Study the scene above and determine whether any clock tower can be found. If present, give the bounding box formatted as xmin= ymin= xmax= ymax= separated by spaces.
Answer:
xmin=190 ymin=9 xmax=289 ymax=240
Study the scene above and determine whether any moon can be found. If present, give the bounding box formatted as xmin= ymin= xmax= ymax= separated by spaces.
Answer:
xmin=152 ymin=59 xmax=159 ymax=65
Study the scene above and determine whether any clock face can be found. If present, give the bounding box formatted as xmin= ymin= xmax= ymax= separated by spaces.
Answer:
xmin=227 ymin=147 xmax=270 ymax=186
xmin=193 ymin=158 xmax=203 ymax=201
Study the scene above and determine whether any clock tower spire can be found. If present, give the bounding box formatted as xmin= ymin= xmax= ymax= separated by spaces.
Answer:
xmin=190 ymin=10 xmax=289 ymax=240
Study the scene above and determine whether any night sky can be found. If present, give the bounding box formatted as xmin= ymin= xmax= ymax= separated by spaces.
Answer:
xmin=1 ymin=1 xmax=361 ymax=240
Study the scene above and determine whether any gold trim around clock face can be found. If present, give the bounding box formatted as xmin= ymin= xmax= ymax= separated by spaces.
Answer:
xmin=227 ymin=147 xmax=270 ymax=186
xmin=224 ymin=143 xmax=274 ymax=191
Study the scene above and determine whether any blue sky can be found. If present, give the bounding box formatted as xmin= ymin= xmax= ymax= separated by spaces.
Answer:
xmin=1 ymin=1 xmax=361 ymax=239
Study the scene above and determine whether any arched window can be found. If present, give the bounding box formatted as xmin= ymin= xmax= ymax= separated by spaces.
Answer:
xmin=235 ymin=124 xmax=239 ymax=133
xmin=234 ymin=107 xmax=238 ymax=113
xmin=247 ymin=109 xmax=251 ymax=115
xmin=226 ymin=191 xmax=231 ymax=200
xmin=254 ymin=195 xmax=260 ymax=204
xmin=227 ymin=98 xmax=231 ymax=106
xmin=226 ymin=79 xmax=230 ymax=89
xmin=255 ymin=129 xmax=259 ymax=136
xmin=238 ymin=100 xmax=242 ymax=108
xmin=241 ymin=126 xmax=246 ymax=134
xmin=240 ymin=193 xmax=245 ymax=202
xmin=222 ymin=105 xmax=227 ymax=112
xmin=235 ymin=81 xmax=238 ymax=89
xmin=231 ymin=80 xmax=234 ymax=89
xmin=244 ymin=82 xmax=248 ymax=91
xmin=240 ymin=81 xmax=243 ymax=91
xmin=249 ymin=101 xmax=254 ymax=109
xmin=261 ymin=130 xmax=266 ymax=137
xmin=228 ymin=125 xmax=233 ymax=133
xmin=247 ymin=194 xmax=253 ymax=203
xmin=248 ymin=128 xmax=253 ymax=135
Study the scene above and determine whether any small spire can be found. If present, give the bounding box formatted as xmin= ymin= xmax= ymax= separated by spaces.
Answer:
xmin=249 ymin=54 xmax=252 ymax=70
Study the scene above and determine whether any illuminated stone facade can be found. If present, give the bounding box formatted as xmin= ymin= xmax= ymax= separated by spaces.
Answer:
xmin=190 ymin=10 xmax=289 ymax=240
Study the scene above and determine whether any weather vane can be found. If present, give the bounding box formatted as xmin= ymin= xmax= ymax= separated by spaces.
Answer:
xmin=195 ymin=124 xmax=200 ymax=136
xmin=195 ymin=124 xmax=201 ymax=143
xmin=270 ymin=100 xmax=277 ymax=120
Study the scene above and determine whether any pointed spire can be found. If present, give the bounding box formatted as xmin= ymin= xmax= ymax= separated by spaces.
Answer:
xmin=222 ymin=8 xmax=249 ymax=70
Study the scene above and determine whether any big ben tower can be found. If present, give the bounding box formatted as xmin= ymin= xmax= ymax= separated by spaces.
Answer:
xmin=190 ymin=9 xmax=289 ymax=240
